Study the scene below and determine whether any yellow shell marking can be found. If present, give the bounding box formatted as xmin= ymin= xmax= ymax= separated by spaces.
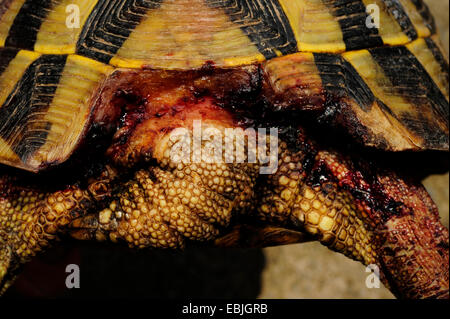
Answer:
xmin=361 ymin=0 xmax=410 ymax=46
xmin=110 ymin=0 xmax=264 ymax=69
xmin=0 ymin=50 xmax=41 ymax=107
xmin=0 ymin=50 xmax=41 ymax=170
xmin=343 ymin=49 xmax=425 ymax=147
xmin=264 ymin=52 xmax=323 ymax=97
xmin=278 ymin=0 xmax=345 ymax=53
xmin=30 ymin=54 xmax=113 ymax=168
xmin=406 ymin=38 xmax=449 ymax=101
xmin=398 ymin=0 xmax=431 ymax=38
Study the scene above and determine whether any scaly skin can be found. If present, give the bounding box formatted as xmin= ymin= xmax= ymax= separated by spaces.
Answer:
xmin=0 ymin=166 xmax=116 ymax=295
xmin=0 ymin=69 xmax=448 ymax=298
xmin=1 ymin=125 xmax=448 ymax=298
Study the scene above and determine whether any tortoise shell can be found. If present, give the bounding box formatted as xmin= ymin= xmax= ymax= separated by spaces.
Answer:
xmin=0 ymin=0 xmax=448 ymax=173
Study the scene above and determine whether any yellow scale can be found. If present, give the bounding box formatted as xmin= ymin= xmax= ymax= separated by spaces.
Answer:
xmin=34 ymin=0 xmax=99 ymax=54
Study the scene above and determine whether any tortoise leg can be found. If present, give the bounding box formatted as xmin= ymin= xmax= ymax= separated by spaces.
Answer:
xmin=68 ymin=127 xmax=449 ymax=299
xmin=0 ymin=167 xmax=115 ymax=293
xmin=2 ymin=124 xmax=447 ymax=298
xmin=254 ymin=134 xmax=449 ymax=299
xmin=70 ymin=152 xmax=261 ymax=250
xmin=313 ymin=150 xmax=449 ymax=299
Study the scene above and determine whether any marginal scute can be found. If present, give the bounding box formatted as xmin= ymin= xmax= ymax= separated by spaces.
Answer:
xmin=342 ymin=48 xmax=429 ymax=148
xmin=263 ymin=52 xmax=324 ymax=109
xmin=263 ymin=38 xmax=449 ymax=151
xmin=406 ymin=37 xmax=449 ymax=101
xmin=0 ymin=48 xmax=39 ymax=107
xmin=366 ymin=44 xmax=449 ymax=149
xmin=30 ymin=54 xmax=114 ymax=169
xmin=34 ymin=0 xmax=99 ymax=54
xmin=399 ymin=0 xmax=435 ymax=37
xmin=0 ymin=51 xmax=65 ymax=170
xmin=0 ymin=50 xmax=113 ymax=172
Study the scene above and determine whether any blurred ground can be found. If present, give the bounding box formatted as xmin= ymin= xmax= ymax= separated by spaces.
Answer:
xmin=4 ymin=0 xmax=449 ymax=299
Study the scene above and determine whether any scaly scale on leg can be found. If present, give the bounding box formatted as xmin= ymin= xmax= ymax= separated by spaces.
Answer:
xmin=1 ymin=124 xmax=449 ymax=298
xmin=0 ymin=176 xmax=92 ymax=291
xmin=255 ymin=139 xmax=378 ymax=265
xmin=73 ymin=129 xmax=262 ymax=249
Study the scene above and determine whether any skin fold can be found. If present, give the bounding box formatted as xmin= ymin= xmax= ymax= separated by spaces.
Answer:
xmin=0 ymin=68 xmax=449 ymax=299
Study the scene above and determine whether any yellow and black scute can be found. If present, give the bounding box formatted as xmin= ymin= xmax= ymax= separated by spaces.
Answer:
xmin=0 ymin=47 xmax=113 ymax=172
xmin=0 ymin=0 xmax=440 ymax=68
xmin=0 ymin=0 xmax=449 ymax=173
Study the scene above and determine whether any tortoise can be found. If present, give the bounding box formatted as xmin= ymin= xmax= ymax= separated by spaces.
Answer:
xmin=0 ymin=0 xmax=448 ymax=299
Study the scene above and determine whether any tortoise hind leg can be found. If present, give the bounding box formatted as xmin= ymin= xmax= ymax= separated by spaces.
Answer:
xmin=70 ymin=156 xmax=260 ymax=250
xmin=255 ymin=136 xmax=449 ymax=299
xmin=0 ymin=169 xmax=113 ymax=294
xmin=68 ymin=127 xmax=449 ymax=299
